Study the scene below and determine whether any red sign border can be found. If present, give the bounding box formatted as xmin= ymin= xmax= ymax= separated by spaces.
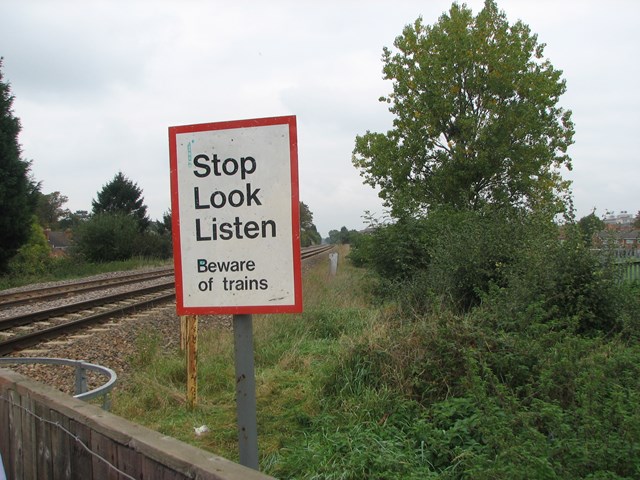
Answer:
xmin=168 ymin=115 xmax=302 ymax=315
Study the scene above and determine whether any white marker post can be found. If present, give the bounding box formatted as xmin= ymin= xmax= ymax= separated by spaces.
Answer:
xmin=169 ymin=116 xmax=302 ymax=470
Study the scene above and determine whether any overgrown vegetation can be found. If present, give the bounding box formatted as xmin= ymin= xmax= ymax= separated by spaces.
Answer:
xmin=341 ymin=212 xmax=640 ymax=478
xmin=112 ymin=236 xmax=640 ymax=478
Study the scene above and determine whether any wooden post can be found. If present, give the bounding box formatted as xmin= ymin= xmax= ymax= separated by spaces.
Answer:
xmin=185 ymin=315 xmax=198 ymax=409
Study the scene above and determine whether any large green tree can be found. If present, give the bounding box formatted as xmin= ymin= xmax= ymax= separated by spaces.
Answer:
xmin=92 ymin=171 xmax=150 ymax=231
xmin=327 ymin=226 xmax=359 ymax=245
xmin=35 ymin=190 xmax=69 ymax=229
xmin=58 ymin=209 xmax=89 ymax=230
xmin=300 ymin=201 xmax=321 ymax=247
xmin=0 ymin=58 xmax=39 ymax=272
xmin=577 ymin=210 xmax=605 ymax=246
xmin=353 ymin=0 xmax=574 ymax=217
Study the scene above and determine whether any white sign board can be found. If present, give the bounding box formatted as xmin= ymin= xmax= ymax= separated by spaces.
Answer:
xmin=169 ymin=116 xmax=302 ymax=315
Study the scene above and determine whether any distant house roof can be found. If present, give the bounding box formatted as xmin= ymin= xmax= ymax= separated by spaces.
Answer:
xmin=595 ymin=229 xmax=640 ymax=245
xmin=619 ymin=230 xmax=640 ymax=241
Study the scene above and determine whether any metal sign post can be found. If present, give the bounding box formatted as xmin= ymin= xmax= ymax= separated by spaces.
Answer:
xmin=168 ymin=115 xmax=302 ymax=470
xmin=233 ymin=314 xmax=258 ymax=469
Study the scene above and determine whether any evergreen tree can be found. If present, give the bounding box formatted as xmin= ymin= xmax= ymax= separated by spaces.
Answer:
xmin=92 ymin=171 xmax=150 ymax=231
xmin=0 ymin=58 xmax=39 ymax=272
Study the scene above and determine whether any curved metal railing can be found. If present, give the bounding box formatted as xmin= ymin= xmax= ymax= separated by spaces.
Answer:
xmin=0 ymin=357 xmax=116 ymax=410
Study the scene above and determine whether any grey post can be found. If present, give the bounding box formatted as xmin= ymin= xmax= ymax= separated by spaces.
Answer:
xmin=74 ymin=361 xmax=88 ymax=396
xmin=329 ymin=252 xmax=338 ymax=276
xmin=233 ymin=313 xmax=259 ymax=470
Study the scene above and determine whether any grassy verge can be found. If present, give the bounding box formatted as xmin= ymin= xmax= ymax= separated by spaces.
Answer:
xmin=0 ymin=256 xmax=172 ymax=290
xmin=111 ymin=245 xmax=378 ymax=464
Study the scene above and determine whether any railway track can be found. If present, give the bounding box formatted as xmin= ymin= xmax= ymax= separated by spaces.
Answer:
xmin=300 ymin=244 xmax=334 ymax=259
xmin=0 ymin=245 xmax=334 ymax=355
xmin=0 ymin=267 xmax=174 ymax=308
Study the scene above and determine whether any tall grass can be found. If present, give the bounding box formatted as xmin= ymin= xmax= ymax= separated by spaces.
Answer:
xmin=112 ymin=246 xmax=379 ymax=463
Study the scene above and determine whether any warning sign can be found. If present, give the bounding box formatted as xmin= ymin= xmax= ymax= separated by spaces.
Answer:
xmin=169 ymin=116 xmax=302 ymax=314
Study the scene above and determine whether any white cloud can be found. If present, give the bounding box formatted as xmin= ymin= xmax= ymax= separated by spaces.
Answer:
xmin=2 ymin=0 xmax=639 ymax=237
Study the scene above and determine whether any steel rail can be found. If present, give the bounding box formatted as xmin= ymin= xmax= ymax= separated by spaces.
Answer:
xmin=0 ymin=290 xmax=175 ymax=356
xmin=0 ymin=247 xmax=329 ymax=309
xmin=301 ymin=244 xmax=334 ymax=259
xmin=0 ymin=267 xmax=174 ymax=308
xmin=2 ymin=246 xmax=332 ymax=333
xmin=0 ymin=280 xmax=175 ymax=331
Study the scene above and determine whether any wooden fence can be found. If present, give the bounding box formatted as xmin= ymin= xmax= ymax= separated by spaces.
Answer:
xmin=620 ymin=258 xmax=640 ymax=281
xmin=613 ymin=250 xmax=640 ymax=281
xmin=0 ymin=368 xmax=274 ymax=480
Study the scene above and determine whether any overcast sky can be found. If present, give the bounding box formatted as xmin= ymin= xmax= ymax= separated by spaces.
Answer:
xmin=1 ymin=0 xmax=638 ymax=236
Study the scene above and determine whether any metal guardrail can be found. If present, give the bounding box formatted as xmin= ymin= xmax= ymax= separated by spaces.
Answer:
xmin=0 ymin=357 xmax=116 ymax=410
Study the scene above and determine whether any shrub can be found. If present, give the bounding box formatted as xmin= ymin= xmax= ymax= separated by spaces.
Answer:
xmin=352 ymin=207 xmax=559 ymax=314
xmin=482 ymin=225 xmax=626 ymax=336
xmin=7 ymin=216 xmax=52 ymax=276
xmin=74 ymin=213 xmax=140 ymax=262
xmin=73 ymin=213 xmax=172 ymax=262
xmin=132 ymin=230 xmax=172 ymax=259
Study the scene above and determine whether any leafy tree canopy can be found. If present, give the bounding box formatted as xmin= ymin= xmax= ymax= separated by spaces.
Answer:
xmin=0 ymin=58 xmax=40 ymax=272
xmin=353 ymin=0 xmax=574 ymax=217
xmin=327 ymin=226 xmax=360 ymax=245
xmin=92 ymin=171 xmax=150 ymax=231
xmin=58 ymin=210 xmax=90 ymax=230
xmin=577 ymin=210 xmax=605 ymax=246
xmin=300 ymin=201 xmax=321 ymax=247
xmin=36 ymin=191 xmax=69 ymax=229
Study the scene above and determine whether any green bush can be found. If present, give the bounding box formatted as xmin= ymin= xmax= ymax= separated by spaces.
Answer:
xmin=132 ymin=230 xmax=172 ymax=259
xmin=350 ymin=206 xmax=628 ymax=338
xmin=349 ymin=216 xmax=432 ymax=281
xmin=7 ymin=217 xmax=52 ymax=276
xmin=74 ymin=213 xmax=140 ymax=262
xmin=351 ymin=207 xmax=560 ymax=314
xmin=480 ymin=226 xmax=625 ymax=336
xmin=73 ymin=213 xmax=172 ymax=262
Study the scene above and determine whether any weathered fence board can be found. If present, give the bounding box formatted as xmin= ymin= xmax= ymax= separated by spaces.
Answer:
xmin=69 ymin=419 xmax=93 ymax=480
xmin=49 ymin=409 xmax=72 ymax=480
xmin=0 ymin=368 xmax=274 ymax=480
xmin=35 ymin=401 xmax=53 ymax=479
xmin=9 ymin=389 xmax=23 ymax=480
xmin=21 ymin=393 xmax=37 ymax=480
xmin=625 ymin=259 xmax=640 ymax=281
